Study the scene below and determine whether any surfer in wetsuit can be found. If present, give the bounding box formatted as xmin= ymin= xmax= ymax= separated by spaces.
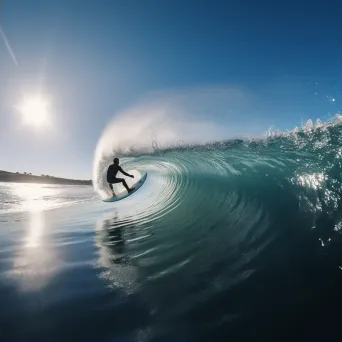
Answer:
xmin=107 ymin=158 xmax=134 ymax=196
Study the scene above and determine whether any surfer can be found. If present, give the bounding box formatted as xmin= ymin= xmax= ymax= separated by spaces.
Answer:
xmin=107 ymin=158 xmax=135 ymax=195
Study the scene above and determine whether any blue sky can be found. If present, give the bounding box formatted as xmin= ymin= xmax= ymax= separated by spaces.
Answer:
xmin=0 ymin=0 xmax=341 ymax=179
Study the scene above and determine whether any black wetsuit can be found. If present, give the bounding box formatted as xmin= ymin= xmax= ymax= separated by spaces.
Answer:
xmin=107 ymin=164 xmax=129 ymax=184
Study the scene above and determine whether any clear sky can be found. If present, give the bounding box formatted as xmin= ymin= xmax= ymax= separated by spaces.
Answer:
xmin=0 ymin=0 xmax=341 ymax=179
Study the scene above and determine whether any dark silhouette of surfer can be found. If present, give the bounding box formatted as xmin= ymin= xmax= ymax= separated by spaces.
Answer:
xmin=107 ymin=158 xmax=134 ymax=196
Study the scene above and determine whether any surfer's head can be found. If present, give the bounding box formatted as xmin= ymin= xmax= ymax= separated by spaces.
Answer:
xmin=113 ymin=158 xmax=119 ymax=164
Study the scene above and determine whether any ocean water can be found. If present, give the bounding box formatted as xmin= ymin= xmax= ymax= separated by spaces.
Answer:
xmin=1 ymin=120 xmax=342 ymax=340
xmin=0 ymin=183 xmax=97 ymax=214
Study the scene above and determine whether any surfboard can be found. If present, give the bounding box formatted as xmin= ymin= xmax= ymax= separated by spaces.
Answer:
xmin=103 ymin=173 xmax=147 ymax=202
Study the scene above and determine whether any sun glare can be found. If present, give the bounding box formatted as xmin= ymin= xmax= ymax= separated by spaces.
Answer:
xmin=18 ymin=96 xmax=50 ymax=127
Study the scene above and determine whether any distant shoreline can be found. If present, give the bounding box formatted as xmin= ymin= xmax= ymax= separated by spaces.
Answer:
xmin=0 ymin=170 xmax=92 ymax=186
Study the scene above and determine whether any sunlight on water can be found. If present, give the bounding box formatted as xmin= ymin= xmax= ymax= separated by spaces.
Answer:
xmin=297 ymin=172 xmax=326 ymax=190
xmin=0 ymin=182 xmax=96 ymax=214
xmin=9 ymin=209 xmax=60 ymax=291
xmin=25 ymin=211 xmax=43 ymax=248
xmin=15 ymin=183 xmax=53 ymax=212
xmin=0 ymin=183 xmax=96 ymax=291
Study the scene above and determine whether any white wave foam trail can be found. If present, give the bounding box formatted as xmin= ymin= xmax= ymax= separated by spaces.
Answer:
xmin=92 ymin=100 xmax=228 ymax=198
xmin=91 ymin=85 xmax=285 ymax=198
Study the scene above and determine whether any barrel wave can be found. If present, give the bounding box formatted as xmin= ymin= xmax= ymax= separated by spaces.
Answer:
xmin=92 ymin=114 xmax=342 ymax=339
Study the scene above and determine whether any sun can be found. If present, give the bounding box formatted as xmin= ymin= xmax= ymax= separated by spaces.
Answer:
xmin=17 ymin=96 xmax=50 ymax=127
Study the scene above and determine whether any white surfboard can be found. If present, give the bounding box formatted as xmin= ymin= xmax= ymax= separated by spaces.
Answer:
xmin=102 ymin=173 xmax=147 ymax=202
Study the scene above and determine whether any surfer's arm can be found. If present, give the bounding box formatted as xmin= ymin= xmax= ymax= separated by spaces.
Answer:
xmin=119 ymin=166 xmax=134 ymax=178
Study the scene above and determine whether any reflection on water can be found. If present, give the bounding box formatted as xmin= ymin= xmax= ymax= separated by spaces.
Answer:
xmin=95 ymin=211 xmax=138 ymax=293
xmin=99 ymin=212 xmax=128 ymax=265
xmin=7 ymin=185 xmax=60 ymax=291
xmin=0 ymin=182 xmax=96 ymax=214
xmin=15 ymin=184 xmax=53 ymax=212
xmin=25 ymin=211 xmax=43 ymax=248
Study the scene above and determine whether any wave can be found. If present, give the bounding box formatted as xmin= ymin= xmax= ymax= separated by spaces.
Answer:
xmin=94 ymin=115 xmax=342 ymax=262
xmin=93 ymin=113 xmax=342 ymax=233
xmin=92 ymin=112 xmax=342 ymax=338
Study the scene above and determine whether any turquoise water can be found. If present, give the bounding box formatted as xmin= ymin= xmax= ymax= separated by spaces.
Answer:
xmin=1 ymin=119 xmax=342 ymax=339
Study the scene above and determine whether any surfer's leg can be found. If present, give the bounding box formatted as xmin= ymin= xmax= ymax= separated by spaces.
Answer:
xmin=113 ymin=178 xmax=133 ymax=193
xmin=112 ymin=178 xmax=134 ymax=192
xmin=108 ymin=183 xmax=115 ymax=195
xmin=121 ymin=179 xmax=131 ymax=192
